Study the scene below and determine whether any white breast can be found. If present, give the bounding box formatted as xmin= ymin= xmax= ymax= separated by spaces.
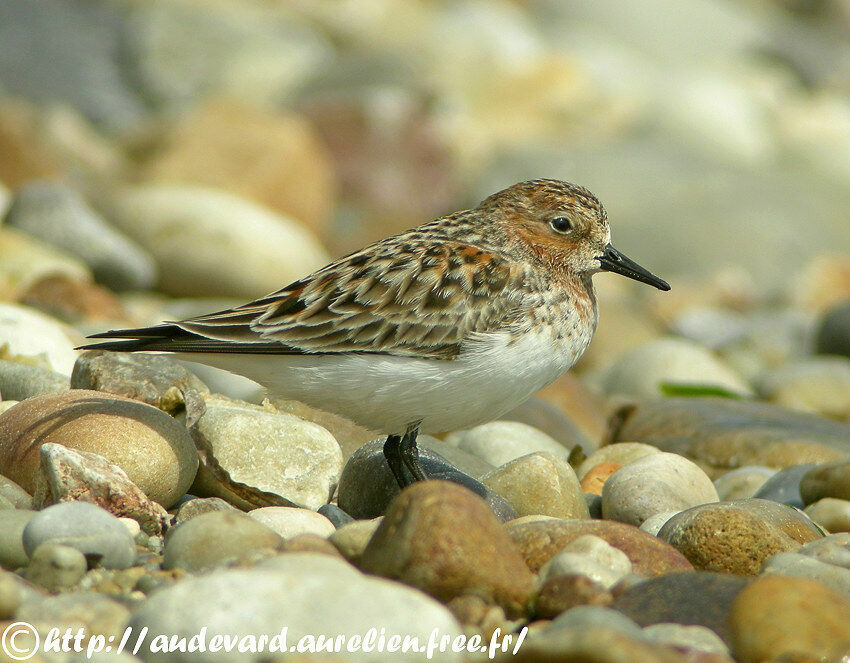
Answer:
xmin=185 ymin=321 xmax=594 ymax=434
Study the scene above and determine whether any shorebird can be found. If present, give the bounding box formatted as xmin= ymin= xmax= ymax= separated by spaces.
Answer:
xmin=82 ymin=179 xmax=669 ymax=488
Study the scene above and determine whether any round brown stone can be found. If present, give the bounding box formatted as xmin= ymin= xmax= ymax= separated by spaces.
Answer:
xmin=0 ymin=390 xmax=198 ymax=508
xmin=505 ymin=518 xmax=692 ymax=577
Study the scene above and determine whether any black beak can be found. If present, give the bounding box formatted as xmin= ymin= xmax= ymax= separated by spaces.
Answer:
xmin=598 ymin=244 xmax=670 ymax=291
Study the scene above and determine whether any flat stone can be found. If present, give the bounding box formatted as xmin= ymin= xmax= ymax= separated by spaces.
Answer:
xmin=16 ymin=592 xmax=131 ymax=640
xmin=800 ymin=459 xmax=850 ymax=504
xmin=192 ymin=397 xmax=341 ymax=510
xmin=759 ymin=356 xmax=850 ymax=421
xmin=751 ymin=463 xmax=815 ymax=507
xmin=806 ymin=498 xmax=850 ymax=532
xmin=0 ymin=389 xmax=198 ymax=508
xmin=610 ymin=398 xmax=850 ymax=475
xmin=32 ymin=443 xmax=170 ymax=535
xmin=0 ymin=509 xmax=36 ymax=570
xmin=505 ymin=518 xmax=692 ymax=577
xmin=481 ymin=452 xmax=589 ymax=519
xmin=600 ymin=337 xmax=752 ymax=399
xmin=444 ymin=421 xmax=572 ymax=467
xmin=22 ymin=543 xmax=87 ymax=591
xmin=729 ymin=575 xmax=850 ymax=662
xmin=713 ymin=466 xmax=776 ymax=501
xmin=359 ymin=481 xmax=536 ymax=618
xmin=762 ymin=551 xmax=850 ymax=600
xmin=247 ymin=507 xmax=335 ymax=539
xmin=337 ymin=439 xmax=516 ymax=521
xmin=0 ymin=475 xmax=31 ymax=509
xmin=611 ymin=571 xmax=751 ymax=644
xmin=71 ymin=350 xmax=208 ymax=424
xmin=174 ymin=497 xmax=240 ymax=523
xmin=657 ymin=498 xmax=823 ymax=575
xmin=106 ymin=184 xmax=330 ymax=298
xmin=129 ymin=564 xmax=463 ymax=662
xmin=22 ymin=502 xmax=136 ymax=569
xmin=162 ymin=511 xmax=282 ymax=572
xmin=602 ymin=452 xmax=718 ymax=526
xmin=0 ymin=302 xmax=81 ymax=375
xmin=3 ymin=180 xmax=156 ymax=290
xmin=0 ymin=359 xmax=68 ymax=400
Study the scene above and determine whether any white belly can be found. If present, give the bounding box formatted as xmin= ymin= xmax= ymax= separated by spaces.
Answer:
xmin=182 ymin=326 xmax=592 ymax=434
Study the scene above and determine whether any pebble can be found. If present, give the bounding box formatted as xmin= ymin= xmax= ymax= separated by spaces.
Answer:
xmin=533 ymin=574 xmax=613 ymax=619
xmin=500 ymin=396 xmax=593 ymax=452
xmin=174 ymin=496 xmax=240 ymax=523
xmin=800 ymin=459 xmax=850 ymax=504
xmin=16 ymin=592 xmax=131 ymax=640
xmin=505 ymin=518 xmax=692 ymax=577
xmin=576 ymin=442 xmax=661 ymax=479
xmin=657 ymin=498 xmax=823 ymax=575
xmin=549 ymin=605 xmax=644 ymax=637
xmin=481 ymin=452 xmax=589 ymax=519
xmin=141 ymin=101 xmax=336 ymax=233
xmin=23 ymin=502 xmax=136 ymax=569
xmin=797 ymin=533 xmax=850 ymax=567
xmin=728 ymin=575 xmax=850 ymax=663
xmin=638 ymin=511 xmax=681 ymax=537
xmin=33 ymin=443 xmax=170 ymax=536
xmin=317 ymin=503 xmax=354 ymax=528
xmin=247 ymin=506 xmax=335 ymax=539
xmin=0 ymin=302 xmax=80 ymax=375
xmin=162 ymin=511 xmax=282 ymax=572
xmin=0 ymin=359 xmax=69 ymax=400
xmin=815 ymin=300 xmax=850 ymax=358
xmin=0 ymin=509 xmax=36 ymax=570
xmin=444 ymin=420 xmax=572 ymax=467
xmin=194 ymin=398 xmax=342 ymax=510
xmin=600 ymin=337 xmax=752 ymax=398
xmin=584 ymin=492 xmax=602 ymax=519
xmin=337 ymin=438 xmax=515 ymax=521
xmin=0 ymin=390 xmax=198 ymax=508
xmin=22 ymin=543 xmax=87 ymax=591
xmin=762 ymin=551 xmax=850 ymax=600
xmin=579 ymin=462 xmax=622 ymax=495
xmin=751 ymin=463 xmax=815 ymax=507
xmin=713 ymin=466 xmax=777 ymax=501
xmin=641 ymin=623 xmax=730 ymax=656
xmin=71 ymin=350 xmax=209 ymax=423
xmin=0 ymin=475 xmax=31 ymax=509
xmin=601 ymin=452 xmax=719 ymax=526
xmin=106 ymin=184 xmax=330 ymax=298
xmin=129 ymin=564 xmax=463 ymax=663
xmin=3 ymin=180 xmax=156 ymax=290
xmin=611 ymin=397 xmax=850 ymax=473
xmin=611 ymin=571 xmax=751 ymax=645
xmin=329 ymin=518 xmax=383 ymax=564
xmin=758 ymin=356 xmax=850 ymax=420
xmin=359 ymin=481 xmax=536 ymax=618
xmin=805 ymin=498 xmax=850 ymax=532
xmin=541 ymin=535 xmax=632 ymax=588
xmin=0 ymin=227 xmax=92 ymax=299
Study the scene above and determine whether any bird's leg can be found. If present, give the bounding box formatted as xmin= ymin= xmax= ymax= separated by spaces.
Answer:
xmin=383 ymin=434 xmax=406 ymax=487
xmin=399 ymin=424 xmax=426 ymax=484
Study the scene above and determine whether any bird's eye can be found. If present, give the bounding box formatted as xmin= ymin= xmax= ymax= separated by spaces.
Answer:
xmin=549 ymin=217 xmax=573 ymax=233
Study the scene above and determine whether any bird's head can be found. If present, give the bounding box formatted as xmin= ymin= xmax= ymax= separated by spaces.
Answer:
xmin=481 ymin=179 xmax=670 ymax=291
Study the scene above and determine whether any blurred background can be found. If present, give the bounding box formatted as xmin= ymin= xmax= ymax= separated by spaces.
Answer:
xmin=2 ymin=0 xmax=850 ymax=397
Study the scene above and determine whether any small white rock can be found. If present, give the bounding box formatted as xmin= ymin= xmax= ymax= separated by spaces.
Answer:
xmin=248 ymin=506 xmax=335 ymax=539
xmin=541 ymin=535 xmax=632 ymax=588
xmin=444 ymin=421 xmax=569 ymax=467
